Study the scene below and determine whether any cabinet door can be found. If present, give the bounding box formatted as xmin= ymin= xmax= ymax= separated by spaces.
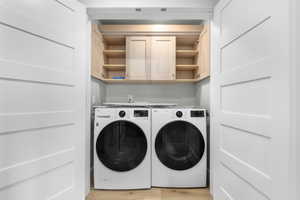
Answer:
xmin=150 ymin=36 xmax=176 ymax=80
xmin=126 ymin=36 xmax=151 ymax=80
xmin=91 ymin=24 xmax=105 ymax=79
xmin=196 ymin=25 xmax=210 ymax=79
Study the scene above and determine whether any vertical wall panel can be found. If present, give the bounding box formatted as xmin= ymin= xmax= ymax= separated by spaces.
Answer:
xmin=0 ymin=1 xmax=87 ymax=200
xmin=212 ymin=0 xmax=291 ymax=199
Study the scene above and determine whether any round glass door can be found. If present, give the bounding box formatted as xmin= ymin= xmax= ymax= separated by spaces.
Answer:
xmin=96 ymin=120 xmax=147 ymax=172
xmin=155 ymin=121 xmax=205 ymax=170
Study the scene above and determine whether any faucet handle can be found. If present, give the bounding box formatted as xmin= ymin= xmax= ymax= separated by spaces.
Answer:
xmin=128 ymin=95 xmax=134 ymax=103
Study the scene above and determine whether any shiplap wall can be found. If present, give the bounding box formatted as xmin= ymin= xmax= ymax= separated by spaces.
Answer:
xmin=0 ymin=1 xmax=87 ymax=199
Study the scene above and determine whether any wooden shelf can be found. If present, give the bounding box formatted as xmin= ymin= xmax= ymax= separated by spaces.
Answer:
xmin=102 ymin=35 xmax=126 ymax=45
xmin=103 ymin=64 xmax=126 ymax=70
xmin=176 ymin=65 xmax=198 ymax=71
xmin=176 ymin=50 xmax=198 ymax=57
xmin=176 ymin=35 xmax=200 ymax=46
xmin=103 ymin=50 xmax=126 ymax=57
xmin=101 ymin=78 xmax=202 ymax=83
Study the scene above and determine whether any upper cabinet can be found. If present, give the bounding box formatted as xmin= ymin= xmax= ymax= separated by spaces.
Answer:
xmin=150 ymin=36 xmax=176 ymax=80
xmin=126 ymin=36 xmax=176 ymax=81
xmin=126 ymin=36 xmax=151 ymax=80
xmin=91 ymin=24 xmax=210 ymax=83
xmin=91 ymin=24 xmax=105 ymax=80
xmin=196 ymin=25 xmax=210 ymax=79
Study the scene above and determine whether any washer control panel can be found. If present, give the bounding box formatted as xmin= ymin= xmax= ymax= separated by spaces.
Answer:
xmin=134 ymin=110 xmax=149 ymax=117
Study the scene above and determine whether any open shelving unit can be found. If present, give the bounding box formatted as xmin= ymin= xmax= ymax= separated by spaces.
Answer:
xmin=176 ymin=50 xmax=198 ymax=57
xmin=101 ymin=35 xmax=126 ymax=80
xmin=175 ymin=35 xmax=200 ymax=81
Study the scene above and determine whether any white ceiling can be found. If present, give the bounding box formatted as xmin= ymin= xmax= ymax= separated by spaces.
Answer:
xmin=79 ymin=0 xmax=220 ymax=20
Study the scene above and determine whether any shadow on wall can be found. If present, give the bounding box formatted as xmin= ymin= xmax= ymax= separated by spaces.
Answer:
xmin=195 ymin=77 xmax=211 ymax=186
xmin=196 ymin=78 xmax=210 ymax=111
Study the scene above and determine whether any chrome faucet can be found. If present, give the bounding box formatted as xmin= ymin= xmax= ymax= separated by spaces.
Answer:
xmin=128 ymin=95 xmax=134 ymax=103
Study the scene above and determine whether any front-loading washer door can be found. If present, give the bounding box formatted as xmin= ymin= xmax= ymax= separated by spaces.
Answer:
xmin=155 ymin=121 xmax=205 ymax=171
xmin=96 ymin=120 xmax=147 ymax=172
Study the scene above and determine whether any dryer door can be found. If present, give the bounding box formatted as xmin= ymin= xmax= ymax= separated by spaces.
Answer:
xmin=96 ymin=120 xmax=147 ymax=172
xmin=155 ymin=121 xmax=205 ymax=170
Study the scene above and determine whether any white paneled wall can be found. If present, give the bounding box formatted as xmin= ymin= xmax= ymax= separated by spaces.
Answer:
xmin=212 ymin=0 xmax=291 ymax=200
xmin=0 ymin=1 xmax=87 ymax=200
xmin=297 ymin=1 xmax=300 ymax=197
xmin=292 ymin=0 xmax=300 ymax=199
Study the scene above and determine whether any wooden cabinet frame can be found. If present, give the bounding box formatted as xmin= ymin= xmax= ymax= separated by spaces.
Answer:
xmin=91 ymin=24 xmax=210 ymax=83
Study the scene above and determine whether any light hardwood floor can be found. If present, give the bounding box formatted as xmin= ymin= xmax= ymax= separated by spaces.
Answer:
xmin=86 ymin=188 xmax=212 ymax=200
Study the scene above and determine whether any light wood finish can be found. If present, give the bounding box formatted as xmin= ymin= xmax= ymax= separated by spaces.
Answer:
xmin=101 ymin=33 xmax=126 ymax=79
xmin=86 ymin=188 xmax=212 ymax=200
xmin=103 ymin=49 xmax=126 ymax=57
xmin=175 ymin=34 xmax=198 ymax=81
xmin=176 ymin=35 xmax=200 ymax=46
xmin=100 ymin=24 xmax=203 ymax=34
xmin=150 ymin=36 xmax=176 ymax=80
xmin=176 ymin=70 xmax=195 ymax=79
xmin=176 ymin=50 xmax=198 ymax=57
xmin=91 ymin=24 xmax=105 ymax=79
xmin=196 ymin=24 xmax=210 ymax=79
xmin=91 ymin=24 xmax=210 ymax=82
xmin=176 ymin=65 xmax=198 ymax=71
xmin=103 ymin=35 xmax=126 ymax=45
xmin=107 ymin=70 xmax=125 ymax=79
xmin=126 ymin=36 xmax=151 ymax=80
xmin=101 ymin=79 xmax=201 ymax=83
xmin=103 ymin=64 xmax=126 ymax=70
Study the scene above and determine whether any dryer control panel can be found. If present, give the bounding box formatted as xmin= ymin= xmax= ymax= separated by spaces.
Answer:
xmin=134 ymin=110 xmax=149 ymax=117
xmin=190 ymin=110 xmax=205 ymax=118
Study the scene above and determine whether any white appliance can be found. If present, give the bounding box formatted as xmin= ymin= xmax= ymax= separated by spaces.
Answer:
xmin=151 ymin=108 xmax=207 ymax=188
xmin=94 ymin=107 xmax=151 ymax=189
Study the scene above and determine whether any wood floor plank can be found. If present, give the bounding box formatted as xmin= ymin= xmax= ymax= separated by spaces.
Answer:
xmin=86 ymin=188 xmax=212 ymax=200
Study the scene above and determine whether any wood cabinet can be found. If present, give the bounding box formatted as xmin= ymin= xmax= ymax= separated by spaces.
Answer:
xmin=175 ymin=24 xmax=210 ymax=81
xmin=91 ymin=24 xmax=210 ymax=83
xmin=150 ymin=36 xmax=176 ymax=80
xmin=91 ymin=24 xmax=105 ymax=80
xmin=196 ymin=25 xmax=210 ymax=79
xmin=126 ymin=37 xmax=151 ymax=80
xmin=126 ymin=36 xmax=176 ymax=81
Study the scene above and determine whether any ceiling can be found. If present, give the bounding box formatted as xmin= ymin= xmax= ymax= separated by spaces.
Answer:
xmin=79 ymin=0 xmax=220 ymax=20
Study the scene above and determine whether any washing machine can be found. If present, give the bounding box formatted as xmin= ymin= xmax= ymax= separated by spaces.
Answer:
xmin=151 ymin=108 xmax=207 ymax=188
xmin=94 ymin=107 xmax=151 ymax=189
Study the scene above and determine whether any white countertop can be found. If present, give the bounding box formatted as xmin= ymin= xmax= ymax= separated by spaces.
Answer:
xmin=100 ymin=102 xmax=178 ymax=108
